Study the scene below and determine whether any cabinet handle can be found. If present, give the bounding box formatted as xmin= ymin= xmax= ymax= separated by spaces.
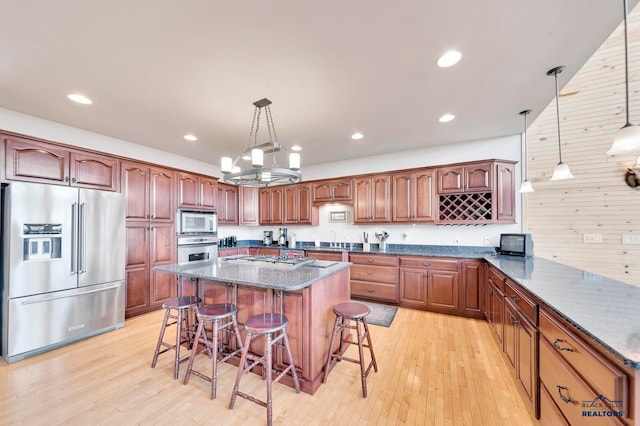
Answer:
xmin=510 ymin=314 xmax=518 ymax=325
xmin=71 ymin=177 xmax=76 ymax=183
xmin=422 ymin=262 xmax=431 ymax=267
xmin=511 ymin=295 xmax=520 ymax=303
xmin=556 ymin=386 xmax=576 ymax=404
xmin=367 ymin=259 xmax=375 ymax=263
xmin=489 ymin=288 xmax=494 ymax=296
xmin=367 ymin=272 xmax=375 ymax=275
xmin=552 ymin=338 xmax=574 ymax=352
xmin=65 ymin=176 xmax=70 ymax=182
xmin=367 ymin=289 xmax=375 ymax=293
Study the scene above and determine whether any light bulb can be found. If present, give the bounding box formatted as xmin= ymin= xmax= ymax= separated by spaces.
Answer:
xmin=251 ymin=148 xmax=263 ymax=168
xmin=221 ymin=157 xmax=232 ymax=173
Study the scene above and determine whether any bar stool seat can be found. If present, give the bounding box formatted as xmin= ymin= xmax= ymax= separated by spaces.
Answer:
xmin=151 ymin=296 xmax=200 ymax=380
xmin=323 ymin=302 xmax=378 ymax=397
xmin=229 ymin=313 xmax=301 ymax=426
xmin=183 ymin=303 xmax=243 ymax=399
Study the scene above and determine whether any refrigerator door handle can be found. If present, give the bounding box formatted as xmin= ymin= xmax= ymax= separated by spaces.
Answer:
xmin=71 ymin=202 xmax=78 ymax=275
xmin=79 ymin=202 xmax=87 ymax=274
xmin=20 ymin=283 xmax=122 ymax=304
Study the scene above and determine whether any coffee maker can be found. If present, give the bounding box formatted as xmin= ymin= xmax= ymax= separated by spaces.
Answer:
xmin=278 ymin=228 xmax=288 ymax=246
xmin=263 ymin=231 xmax=273 ymax=246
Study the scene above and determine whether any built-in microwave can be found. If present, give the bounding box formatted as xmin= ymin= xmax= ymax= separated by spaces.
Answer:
xmin=177 ymin=209 xmax=217 ymax=235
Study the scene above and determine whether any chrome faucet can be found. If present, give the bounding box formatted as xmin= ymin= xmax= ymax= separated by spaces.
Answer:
xmin=330 ymin=230 xmax=337 ymax=248
xmin=345 ymin=233 xmax=353 ymax=250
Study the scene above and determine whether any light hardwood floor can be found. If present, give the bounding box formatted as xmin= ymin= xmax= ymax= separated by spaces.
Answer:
xmin=0 ymin=307 xmax=534 ymax=425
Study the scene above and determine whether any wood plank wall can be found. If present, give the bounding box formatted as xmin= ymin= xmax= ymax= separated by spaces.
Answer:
xmin=525 ymin=6 xmax=640 ymax=287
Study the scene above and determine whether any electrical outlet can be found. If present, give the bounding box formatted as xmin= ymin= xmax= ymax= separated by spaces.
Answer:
xmin=484 ymin=237 xmax=492 ymax=246
xmin=622 ymin=234 xmax=640 ymax=245
xmin=454 ymin=236 xmax=460 ymax=245
xmin=583 ymin=234 xmax=602 ymax=244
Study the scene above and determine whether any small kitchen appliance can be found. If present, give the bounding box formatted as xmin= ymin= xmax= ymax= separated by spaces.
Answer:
xmin=177 ymin=209 xmax=217 ymax=235
xmin=497 ymin=233 xmax=534 ymax=257
xmin=278 ymin=227 xmax=288 ymax=246
xmin=263 ymin=230 xmax=273 ymax=246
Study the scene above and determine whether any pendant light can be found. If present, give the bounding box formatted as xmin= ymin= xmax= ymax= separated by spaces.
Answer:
xmin=548 ymin=66 xmax=575 ymax=181
xmin=220 ymin=98 xmax=302 ymax=187
xmin=519 ymin=109 xmax=534 ymax=193
xmin=608 ymin=0 xmax=640 ymax=155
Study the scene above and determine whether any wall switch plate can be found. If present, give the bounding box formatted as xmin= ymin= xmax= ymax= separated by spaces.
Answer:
xmin=583 ymin=234 xmax=602 ymax=244
xmin=484 ymin=237 xmax=492 ymax=245
xmin=454 ymin=236 xmax=460 ymax=244
xmin=622 ymin=234 xmax=640 ymax=245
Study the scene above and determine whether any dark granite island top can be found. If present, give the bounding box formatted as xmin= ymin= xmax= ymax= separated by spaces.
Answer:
xmin=154 ymin=258 xmax=351 ymax=292
xmin=485 ymin=255 xmax=640 ymax=371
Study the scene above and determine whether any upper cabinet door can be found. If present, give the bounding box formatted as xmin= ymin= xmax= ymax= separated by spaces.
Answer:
xmin=392 ymin=173 xmax=412 ymax=222
xmin=414 ymin=169 xmax=434 ymax=222
xmin=5 ymin=137 xmax=70 ymax=185
xmin=177 ymin=172 xmax=199 ymax=209
xmin=465 ymin=163 xmax=492 ymax=192
xmin=121 ymin=161 xmax=150 ymax=221
xmin=149 ymin=167 xmax=175 ymax=222
xmin=69 ymin=152 xmax=118 ymax=191
xmin=199 ymin=177 xmax=217 ymax=210
xmin=437 ymin=166 xmax=463 ymax=194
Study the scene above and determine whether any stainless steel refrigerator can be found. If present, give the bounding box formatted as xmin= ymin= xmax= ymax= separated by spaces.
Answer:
xmin=1 ymin=181 xmax=126 ymax=363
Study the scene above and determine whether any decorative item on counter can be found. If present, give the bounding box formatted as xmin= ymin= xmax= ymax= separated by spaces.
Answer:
xmin=363 ymin=232 xmax=370 ymax=252
xmin=288 ymin=234 xmax=296 ymax=249
xmin=314 ymin=233 xmax=320 ymax=247
xmin=375 ymin=231 xmax=389 ymax=252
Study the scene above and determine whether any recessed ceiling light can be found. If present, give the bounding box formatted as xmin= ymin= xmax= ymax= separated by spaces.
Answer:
xmin=184 ymin=134 xmax=198 ymax=141
xmin=291 ymin=145 xmax=302 ymax=151
xmin=67 ymin=94 xmax=92 ymax=105
xmin=351 ymin=132 xmax=364 ymax=140
xmin=437 ymin=51 xmax=462 ymax=68
xmin=439 ymin=114 xmax=455 ymax=123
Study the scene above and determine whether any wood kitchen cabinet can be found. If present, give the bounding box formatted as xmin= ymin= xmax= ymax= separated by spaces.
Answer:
xmin=311 ymin=178 xmax=353 ymax=203
xmin=460 ymin=260 xmax=483 ymax=318
xmin=239 ymin=186 xmax=260 ymax=226
xmin=538 ymin=308 xmax=631 ymax=426
xmin=399 ymin=257 xmax=459 ymax=314
xmin=436 ymin=160 xmax=516 ymax=224
xmin=3 ymin=134 xmax=119 ymax=191
xmin=121 ymin=160 xmax=175 ymax=222
xmin=392 ymin=169 xmax=435 ymax=222
xmin=259 ymin=186 xmax=284 ymax=225
xmin=177 ymin=172 xmax=217 ymax=210
xmin=353 ymin=175 xmax=392 ymax=223
xmin=284 ymin=183 xmax=318 ymax=225
xmin=125 ymin=222 xmax=177 ymax=317
xmin=216 ymin=182 xmax=238 ymax=225
xmin=486 ymin=267 xmax=505 ymax=345
xmin=349 ymin=253 xmax=398 ymax=303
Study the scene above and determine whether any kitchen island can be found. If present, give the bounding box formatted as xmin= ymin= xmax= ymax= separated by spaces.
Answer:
xmin=154 ymin=258 xmax=351 ymax=394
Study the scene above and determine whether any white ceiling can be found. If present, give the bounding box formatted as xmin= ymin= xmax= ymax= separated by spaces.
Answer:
xmin=0 ymin=0 xmax=636 ymax=168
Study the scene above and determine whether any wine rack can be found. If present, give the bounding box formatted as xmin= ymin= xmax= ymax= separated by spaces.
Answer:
xmin=438 ymin=192 xmax=493 ymax=222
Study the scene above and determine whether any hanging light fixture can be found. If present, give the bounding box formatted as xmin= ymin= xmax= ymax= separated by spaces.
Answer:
xmin=547 ymin=66 xmax=575 ymax=181
xmin=608 ymin=0 xmax=640 ymax=155
xmin=220 ymin=98 xmax=302 ymax=187
xmin=519 ymin=109 xmax=535 ymax=193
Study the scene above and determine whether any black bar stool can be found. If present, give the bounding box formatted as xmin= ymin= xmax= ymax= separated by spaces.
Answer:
xmin=323 ymin=302 xmax=378 ymax=397
xmin=183 ymin=303 xmax=243 ymax=399
xmin=229 ymin=313 xmax=301 ymax=426
xmin=151 ymin=295 xmax=200 ymax=380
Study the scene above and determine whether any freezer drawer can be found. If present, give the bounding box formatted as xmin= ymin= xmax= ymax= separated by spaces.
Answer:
xmin=3 ymin=281 xmax=125 ymax=362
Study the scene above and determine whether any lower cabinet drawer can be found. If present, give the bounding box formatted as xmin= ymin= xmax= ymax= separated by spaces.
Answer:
xmin=351 ymin=280 xmax=398 ymax=302
xmin=539 ymin=310 xmax=628 ymax=411
xmin=351 ymin=264 xmax=397 ymax=284
xmin=539 ymin=337 xmax=624 ymax=425
xmin=540 ymin=382 xmax=570 ymax=426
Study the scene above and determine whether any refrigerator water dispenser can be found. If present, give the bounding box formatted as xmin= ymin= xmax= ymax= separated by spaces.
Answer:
xmin=22 ymin=224 xmax=62 ymax=261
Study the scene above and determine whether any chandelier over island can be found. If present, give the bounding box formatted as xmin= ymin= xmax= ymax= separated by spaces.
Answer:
xmin=220 ymin=98 xmax=302 ymax=187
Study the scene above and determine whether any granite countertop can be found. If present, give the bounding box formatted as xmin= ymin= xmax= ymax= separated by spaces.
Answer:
xmin=484 ymin=255 xmax=640 ymax=370
xmin=154 ymin=258 xmax=351 ymax=291
xmin=239 ymin=242 xmax=494 ymax=259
